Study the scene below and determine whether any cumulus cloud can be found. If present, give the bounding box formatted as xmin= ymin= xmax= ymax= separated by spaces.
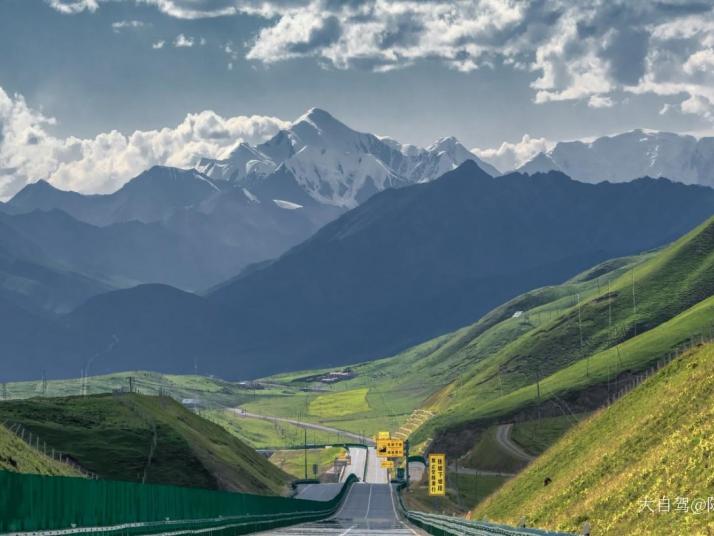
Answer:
xmin=47 ymin=0 xmax=99 ymax=14
xmin=42 ymin=1 xmax=714 ymax=122
xmin=173 ymin=33 xmax=195 ymax=47
xmin=473 ymin=134 xmax=553 ymax=172
xmin=152 ymin=40 xmax=166 ymax=49
xmin=0 ymin=86 xmax=289 ymax=199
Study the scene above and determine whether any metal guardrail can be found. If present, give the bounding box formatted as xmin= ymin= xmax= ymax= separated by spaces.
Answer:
xmin=393 ymin=482 xmax=574 ymax=536
xmin=406 ymin=511 xmax=575 ymax=536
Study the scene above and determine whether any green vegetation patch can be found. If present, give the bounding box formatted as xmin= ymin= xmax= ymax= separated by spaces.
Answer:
xmin=0 ymin=425 xmax=82 ymax=477
xmin=204 ymin=409 xmax=336 ymax=449
xmin=460 ymin=426 xmax=529 ymax=474
xmin=269 ymin=447 xmax=343 ymax=479
xmin=404 ymin=471 xmax=510 ymax=516
xmin=308 ymin=388 xmax=370 ymax=417
xmin=510 ymin=414 xmax=585 ymax=457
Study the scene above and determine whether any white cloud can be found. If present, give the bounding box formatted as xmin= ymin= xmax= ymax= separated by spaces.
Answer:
xmin=0 ymin=86 xmax=289 ymax=199
xmin=42 ymin=1 xmax=714 ymax=123
xmin=472 ymin=134 xmax=553 ymax=172
xmin=588 ymin=95 xmax=614 ymax=109
xmin=173 ymin=33 xmax=195 ymax=47
xmin=152 ymin=40 xmax=165 ymax=49
xmin=47 ymin=0 xmax=99 ymax=14
xmin=111 ymin=19 xmax=147 ymax=32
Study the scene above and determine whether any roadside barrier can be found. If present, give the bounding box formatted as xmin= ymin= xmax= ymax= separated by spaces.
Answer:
xmin=393 ymin=483 xmax=574 ymax=536
xmin=0 ymin=471 xmax=358 ymax=535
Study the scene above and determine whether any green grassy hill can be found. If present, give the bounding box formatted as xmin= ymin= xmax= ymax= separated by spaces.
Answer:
xmin=5 ymin=218 xmax=712 ymax=473
xmin=414 ymin=215 xmax=714 ymax=442
xmin=0 ymin=425 xmax=82 ymax=477
xmin=472 ymin=342 xmax=714 ymax=535
xmin=235 ymin=250 xmax=642 ymax=443
xmin=0 ymin=246 xmax=649 ymax=450
xmin=0 ymin=393 xmax=290 ymax=494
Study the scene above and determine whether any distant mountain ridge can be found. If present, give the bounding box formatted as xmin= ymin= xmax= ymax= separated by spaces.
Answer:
xmin=2 ymin=109 xmax=494 ymax=299
xmin=4 ymin=160 xmax=714 ymax=382
xmin=204 ymin=162 xmax=714 ymax=377
xmin=8 ymin=167 xmax=220 ymax=227
xmin=518 ymin=129 xmax=714 ymax=187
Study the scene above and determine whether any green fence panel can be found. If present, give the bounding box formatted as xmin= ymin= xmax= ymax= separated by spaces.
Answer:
xmin=0 ymin=470 xmax=357 ymax=534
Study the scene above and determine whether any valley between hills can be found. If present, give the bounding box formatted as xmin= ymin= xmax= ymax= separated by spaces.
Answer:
xmin=5 ymin=213 xmax=714 ymax=533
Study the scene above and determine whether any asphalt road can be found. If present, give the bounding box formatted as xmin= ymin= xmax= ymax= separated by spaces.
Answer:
xmin=341 ymin=446 xmax=367 ymax=482
xmin=295 ymin=483 xmax=344 ymax=501
xmin=364 ymin=447 xmax=389 ymax=484
xmin=495 ymin=423 xmax=535 ymax=462
xmin=257 ymin=484 xmax=418 ymax=535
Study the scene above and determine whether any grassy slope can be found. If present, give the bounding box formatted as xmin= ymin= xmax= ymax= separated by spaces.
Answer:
xmin=460 ymin=426 xmax=529 ymax=474
xmin=510 ymin=414 xmax=586 ymax=457
xmin=268 ymin=447 xmax=343 ymax=479
xmin=453 ymin=293 xmax=714 ymax=422
xmin=0 ymin=425 xmax=82 ymax=477
xmin=203 ymin=409 xmax=337 ymax=448
xmin=3 ymin=370 xmax=290 ymax=408
xmin=404 ymin=471 xmax=510 ymax=516
xmin=2 ymin=249 xmax=644 ymax=446
xmin=5 ymin=220 xmax=709 ymax=457
xmin=0 ymin=394 xmax=290 ymax=494
xmin=473 ymin=342 xmax=714 ymax=535
xmin=415 ymin=216 xmax=714 ymax=440
xmin=238 ymin=253 xmax=641 ymax=439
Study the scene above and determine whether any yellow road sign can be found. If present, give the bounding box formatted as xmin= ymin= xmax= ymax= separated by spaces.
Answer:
xmin=376 ymin=438 xmax=404 ymax=458
xmin=381 ymin=460 xmax=394 ymax=469
xmin=428 ymin=453 xmax=446 ymax=496
xmin=377 ymin=431 xmax=391 ymax=440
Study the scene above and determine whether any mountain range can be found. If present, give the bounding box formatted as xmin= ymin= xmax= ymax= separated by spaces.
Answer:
xmin=4 ymin=160 xmax=714 ymax=381
xmin=517 ymin=129 xmax=714 ymax=187
xmin=196 ymin=107 xmax=500 ymax=208
xmin=1 ymin=109 xmax=494 ymax=312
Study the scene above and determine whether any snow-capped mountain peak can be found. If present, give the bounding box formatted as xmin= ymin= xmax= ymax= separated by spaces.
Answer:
xmin=518 ymin=129 xmax=714 ymax=186
xmin=196 ymin=108 xmax=498 ymax=207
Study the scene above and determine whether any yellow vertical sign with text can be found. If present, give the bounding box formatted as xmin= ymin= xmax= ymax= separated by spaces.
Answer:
xmin=428 ymin=453 xmax=446 ymax=496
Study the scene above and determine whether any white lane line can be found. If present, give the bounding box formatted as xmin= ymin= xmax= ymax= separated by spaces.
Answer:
xmin=389 ymin=484 xmax=418 ymax=536
xmin=364 ymin=484 xmax=373 ymax=519
xmin=338 ymin=526 xmax=355 ymax=536
xmin=334 ymin=482 xmax=356 ymax=518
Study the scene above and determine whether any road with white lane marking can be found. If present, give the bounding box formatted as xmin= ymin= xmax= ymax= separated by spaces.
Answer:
xmin=364 ymin=447 xmax=388 ymax=484
xmin=257 ymin=484 xmax=418 ymax=536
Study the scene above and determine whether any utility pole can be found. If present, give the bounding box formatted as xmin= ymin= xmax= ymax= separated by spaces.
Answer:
xmin=577 ymin=294 xmax=584 ymax=349
xmin=536 ymin=368 xmax=542 ymax=423
xmin=303 ymin=427 xmax=308 ymax=480
xmin=631 ymin=270 xmax=637 ymax=337
xmin=608 ymin=279 xmax=612 ymax=332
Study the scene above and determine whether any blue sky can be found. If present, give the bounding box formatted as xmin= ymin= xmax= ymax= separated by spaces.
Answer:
xmin=1 ymin=0 xmax=713 ymax=197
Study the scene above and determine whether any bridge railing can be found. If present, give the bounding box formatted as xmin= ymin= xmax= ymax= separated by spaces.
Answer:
xmin=0 ymin=470 xmax=358 ymax=535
